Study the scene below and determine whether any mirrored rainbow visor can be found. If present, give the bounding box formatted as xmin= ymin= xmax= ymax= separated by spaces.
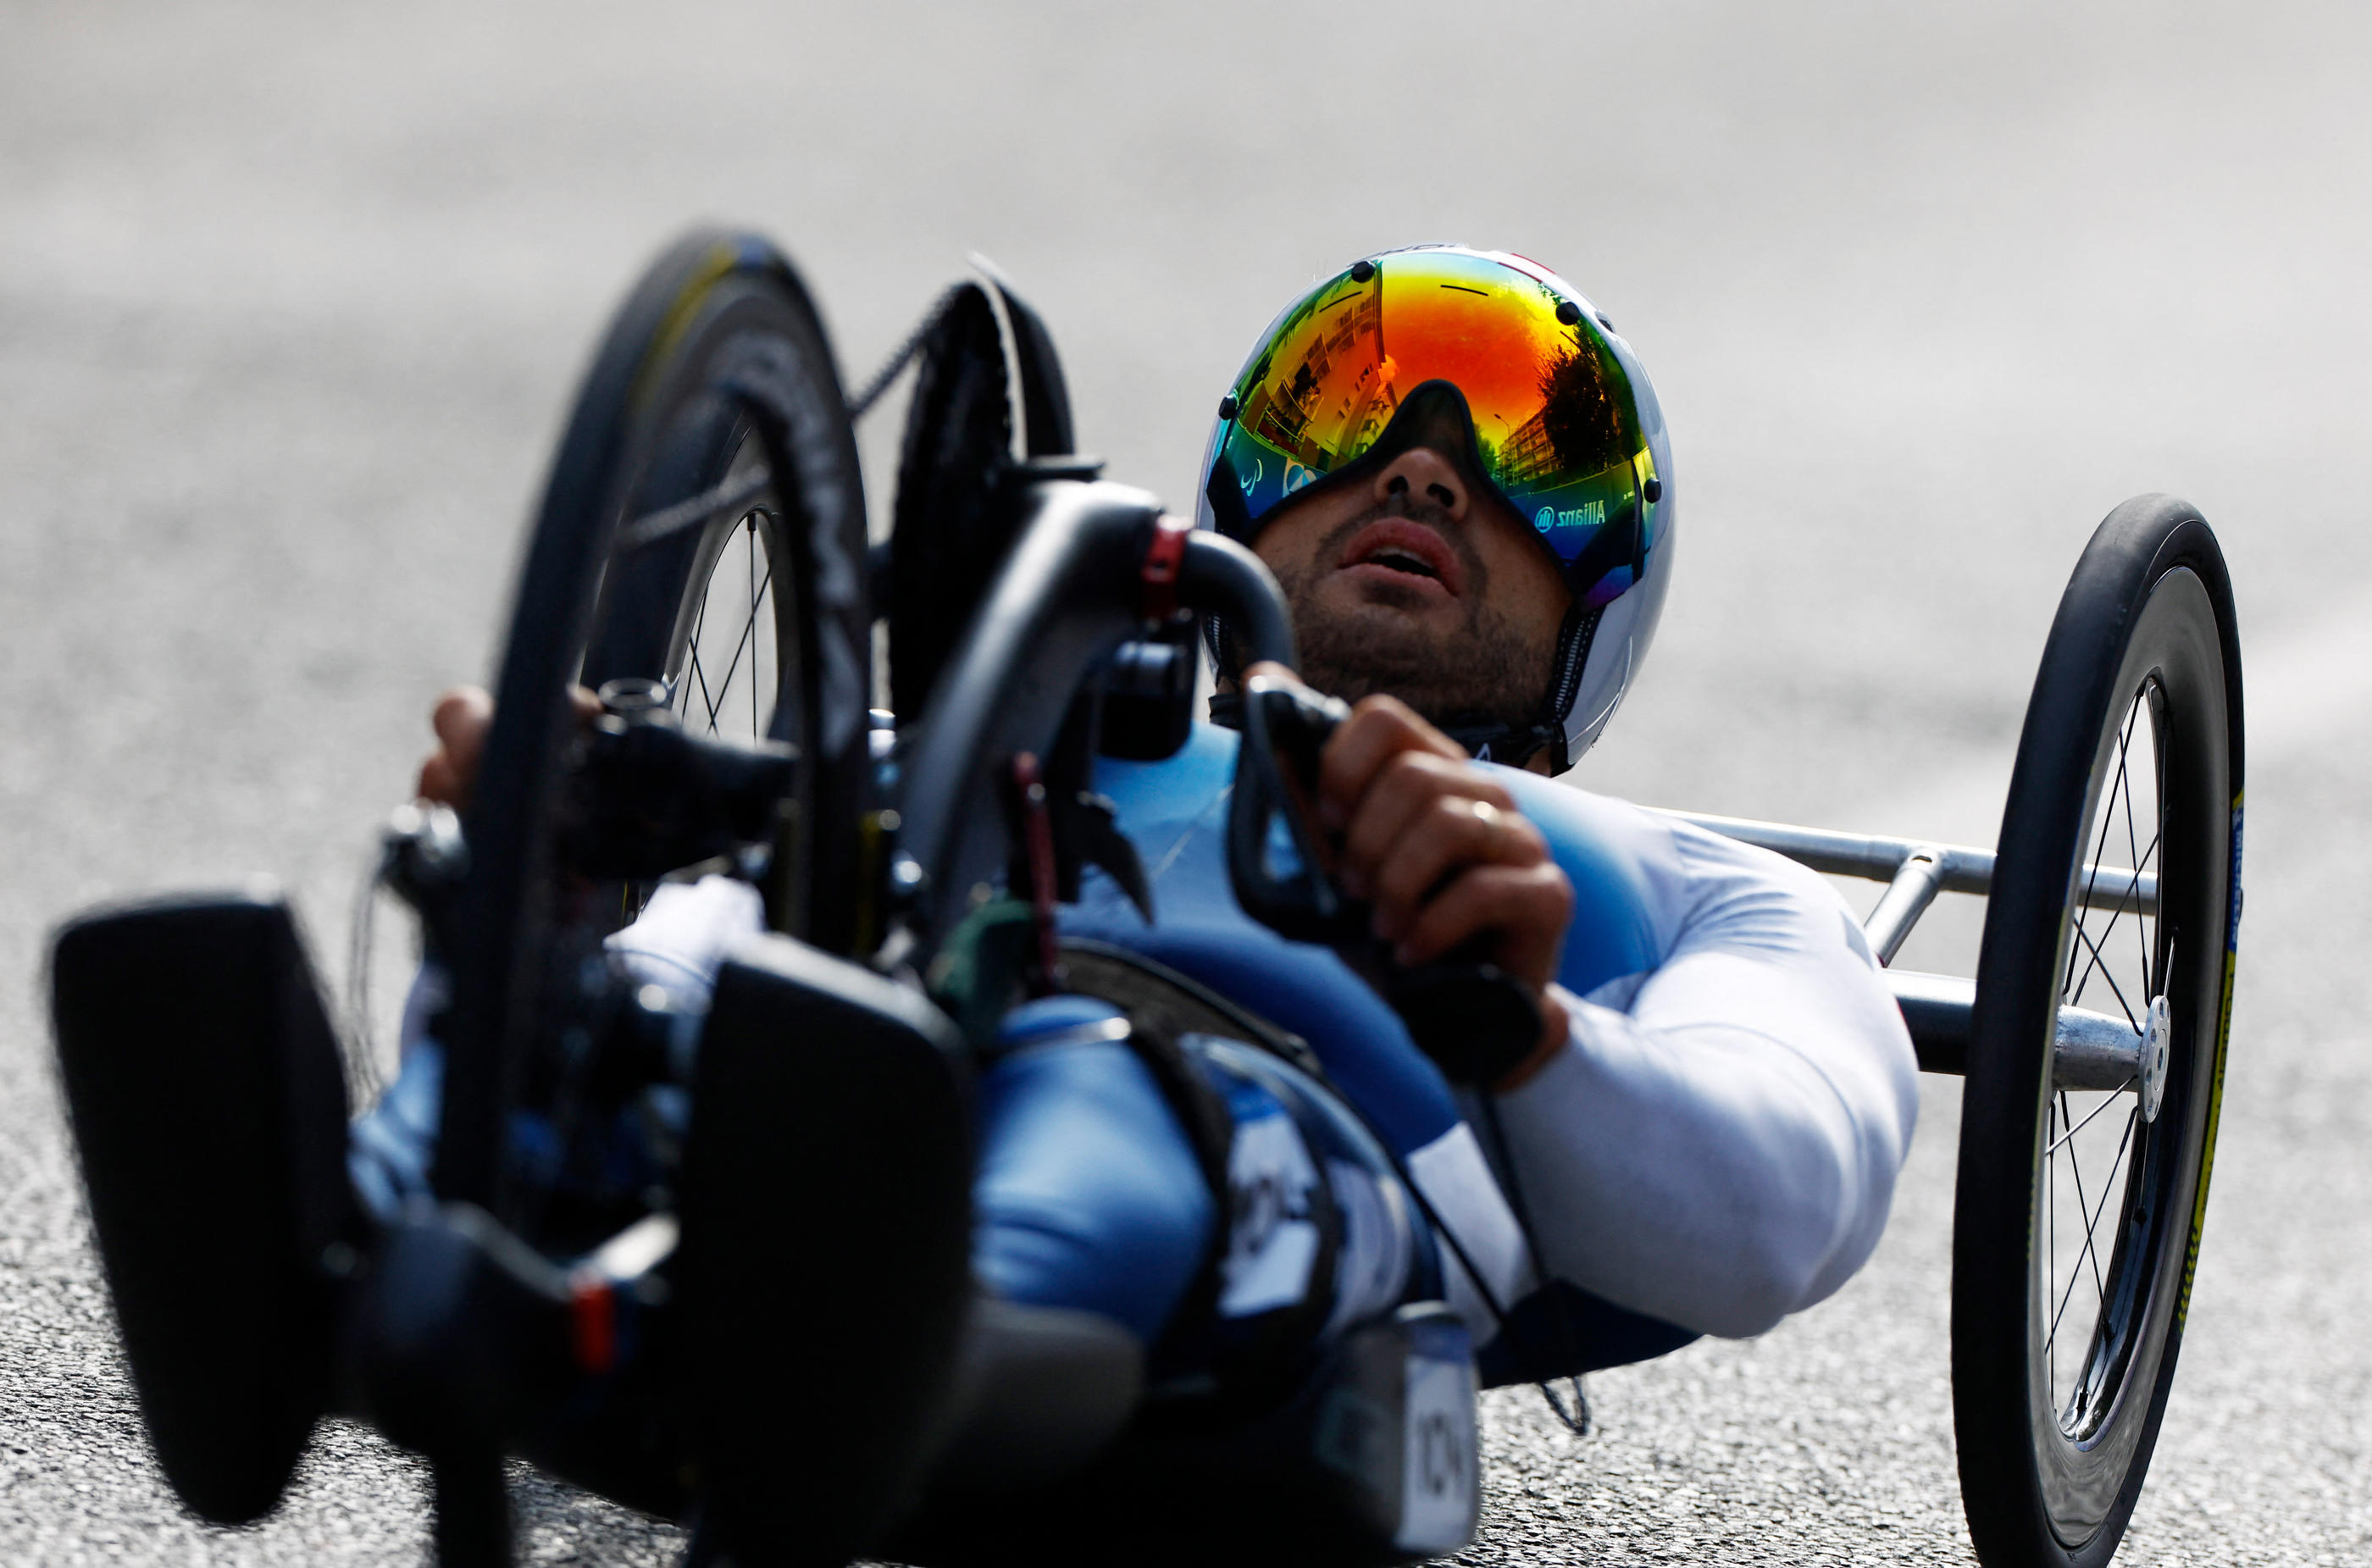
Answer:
xmin=1210 ymin=250 xmax=1657 ymax=606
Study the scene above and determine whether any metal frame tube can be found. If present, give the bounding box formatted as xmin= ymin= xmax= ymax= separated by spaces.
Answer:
xmin=1886 ymin=970 xmax=2142 ymax=1088
xmin=1861 ymin=848 xmax=1949 ymax=966
xmin=1657 ymin=810 xmax=2156 ymax=917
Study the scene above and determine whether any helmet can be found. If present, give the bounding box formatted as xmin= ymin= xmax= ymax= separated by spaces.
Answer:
xmin=1195 ymin=245 xmax=1674 ymax=773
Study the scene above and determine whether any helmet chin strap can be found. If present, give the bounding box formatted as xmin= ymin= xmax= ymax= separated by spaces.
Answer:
xmin=1437 ymin=598 xmax=1600 ymax=773
xmin=1207 ymin=695 xmax=1565 ymax=773
xmin=1205 ymin=600 xmax=1602 ymax=776
xmin=1435 ymin=718 xmax=1563 ymax=772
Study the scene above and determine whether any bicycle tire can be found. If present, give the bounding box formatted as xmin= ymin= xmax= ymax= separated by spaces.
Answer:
xmin=1954 ymin=495 xmax=2242 ymax=1567
xmin=437 ymin=228 xmax=870 ymax=1213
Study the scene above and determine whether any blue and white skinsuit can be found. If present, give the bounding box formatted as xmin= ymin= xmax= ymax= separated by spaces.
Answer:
xmin=352 ymin=723 xmax=1919 ymax=1384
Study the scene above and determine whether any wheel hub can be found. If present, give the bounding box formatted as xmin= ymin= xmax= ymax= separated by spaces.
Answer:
xmin=2139 ymin=994 xmax=2171 ymax=1122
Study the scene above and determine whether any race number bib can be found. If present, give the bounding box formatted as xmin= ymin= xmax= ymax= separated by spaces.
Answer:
xmin=1395 ymin=1351 xmax=1480 ymax=1555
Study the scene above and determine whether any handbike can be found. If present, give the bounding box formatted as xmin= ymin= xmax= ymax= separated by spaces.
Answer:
xmin=46 ymin=227 xmax=2241 ymax=1568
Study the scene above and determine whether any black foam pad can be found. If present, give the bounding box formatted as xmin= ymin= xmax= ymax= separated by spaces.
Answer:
xmin=49 ymin=890 xmax=351 ymax=1524
xmin=679 ymin=933 xmax=973 ymax=1564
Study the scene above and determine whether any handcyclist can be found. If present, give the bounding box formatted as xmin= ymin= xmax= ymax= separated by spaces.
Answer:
xmin=368 ymin=245 xmax=1917 ymax=1473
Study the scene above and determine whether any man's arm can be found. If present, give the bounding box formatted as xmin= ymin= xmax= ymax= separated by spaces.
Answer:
xmin=1282 ymin=679 xmax=1917 ymax=1339
xmin=1480 ymin=817 xmax=1920 ymax=1339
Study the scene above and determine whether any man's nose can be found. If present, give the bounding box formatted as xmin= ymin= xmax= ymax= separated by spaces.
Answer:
xmin=1373 ymin=446 xmax=1469 ymax=519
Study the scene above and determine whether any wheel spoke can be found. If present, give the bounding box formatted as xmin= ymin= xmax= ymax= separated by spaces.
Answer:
xmin=618 ymin=470 xmax=771 ymax=552
xmin=2066 ymin=708 xmax=2149 ymax=995
xmin=2046 ymin=1080 xmax=2140 ymax=1154
xmin=2148 ymin=762 xmax=2169 ymax=996
xmin=2064 ymin=818 xmax=2157 ymax=1027
xmin=704 ymin=560 xmax=773 ymax=729
xmin=2121 ymin=725 xmax=2152 ymax=992
xmin=2044 ymin=1222 xmax=2087 ymax=1356
xmin=681 ymin=581 xmax=715 ymax=725
xmin=748 ymin=520 xmax=761 ymax=735
xmin=2059 ymin=1092 xmax=2109 ymax=1311
xmin=701 ymin=633 xmax=729 ymax=730
xmin=2064 ymin=704 xmax=2136 ymax=996
xmin=2065 ymin=835 xmax=2131 ymax=1012
xmin=699 ymin=657 xmax=721 ymax=730
xmin=2044 ymin=1102 xmax=2140 ymax=1359
xmin=2133 ymin=828 xmax=2163 ymax=995
xmin=2047 ymin=1094 xmax=2059 ymax=1394
xmin=687 ymin=639 xmax=718 ymax=733
xmin=2067 ymin=916 xmax=2142 ymax=1032
xmin=2076 ymin=1107 xmax=2140 ymax=1310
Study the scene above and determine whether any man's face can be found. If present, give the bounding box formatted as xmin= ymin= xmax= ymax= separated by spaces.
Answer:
xmin=1250 ymin=427 xmax=1571 ymax=733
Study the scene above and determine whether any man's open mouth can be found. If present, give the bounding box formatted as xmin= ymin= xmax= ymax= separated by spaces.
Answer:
xmin=1336 ymin=518 xmax=1465 ymax=598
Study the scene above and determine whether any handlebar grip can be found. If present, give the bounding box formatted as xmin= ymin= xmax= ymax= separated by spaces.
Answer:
xmin=1383 ymin=946 xmax=1545 ymax=1087
xmin=1177 ymin=532 xmax=1296 ymax=669
xmin=1226 ymin=675 xmax=1547 ymax=1085
xmin=1227 ymin=673 xmax=1350 ymax=942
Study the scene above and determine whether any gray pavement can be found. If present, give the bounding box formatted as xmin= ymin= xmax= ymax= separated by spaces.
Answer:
xmin=2 ymin=1 xmax=2368 ymax=1561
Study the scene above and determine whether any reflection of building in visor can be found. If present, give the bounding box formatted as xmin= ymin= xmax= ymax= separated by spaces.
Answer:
xmin=1206 ymin=249 xmax=1659 ymax=607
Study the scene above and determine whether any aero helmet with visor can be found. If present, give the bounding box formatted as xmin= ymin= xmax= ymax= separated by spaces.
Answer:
xmin=1196 ymin=245 xmax=1673 ymax=773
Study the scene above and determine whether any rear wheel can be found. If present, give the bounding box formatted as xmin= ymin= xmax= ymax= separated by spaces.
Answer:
xmin=1954 ymin=496 xmax=2242 ymax=1567
xmin=888 ymin=280 xmax=1018 ymax=720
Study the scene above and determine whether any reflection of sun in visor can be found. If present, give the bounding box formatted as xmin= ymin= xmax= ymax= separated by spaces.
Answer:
xmin=1207 ymin=251 xmax=1656 ymax=606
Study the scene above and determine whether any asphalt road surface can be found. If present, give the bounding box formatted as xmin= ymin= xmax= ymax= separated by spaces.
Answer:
xmin=3 ymin=3 xmax=2369 ymax=1563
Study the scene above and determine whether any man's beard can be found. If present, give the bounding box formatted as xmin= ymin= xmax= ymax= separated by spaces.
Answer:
xmin=1269 ymin=507 xmax=1555 ymax=730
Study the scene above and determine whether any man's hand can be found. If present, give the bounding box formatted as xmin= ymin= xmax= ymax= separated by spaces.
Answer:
xmin=1247 ymin=664 xmax=1574 ymax=1089
xmin=414 ymin=684 xmax=601 ymax=811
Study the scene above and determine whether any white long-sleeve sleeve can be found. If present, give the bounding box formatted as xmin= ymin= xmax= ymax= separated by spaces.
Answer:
xmin=1483 ymin=810 xmax=1920 ymax=1338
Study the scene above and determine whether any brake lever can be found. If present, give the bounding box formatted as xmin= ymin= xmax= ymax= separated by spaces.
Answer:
xmin=1227 ymin=673 xmax=1543 ymax=1084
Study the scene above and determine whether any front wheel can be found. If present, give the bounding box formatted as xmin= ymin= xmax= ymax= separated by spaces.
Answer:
xmin=1954 ymin=495 xmax=2243 ymax=1567
xmin=439 ymin=228 xmax=872 ymax=1216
